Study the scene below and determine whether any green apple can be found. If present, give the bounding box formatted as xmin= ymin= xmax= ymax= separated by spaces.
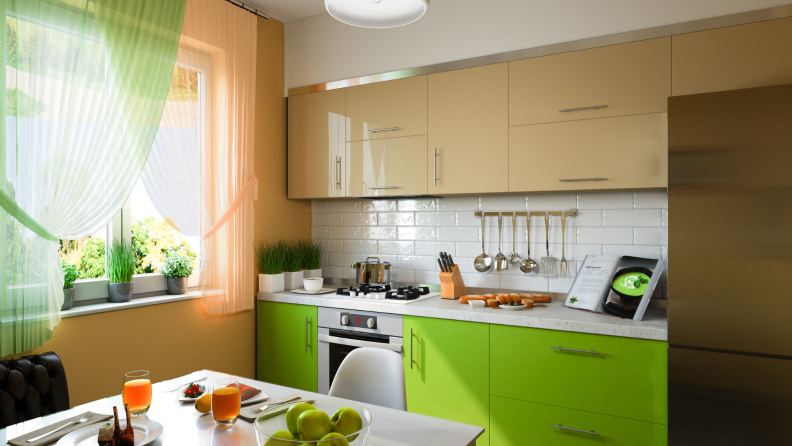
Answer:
xmin=331 ymin=407 xmax=362 ymax=441
xmin=298 ymin=410 xmax=332 ymax=442
xmin=264 ymin=429 xmax=294 ymax=446
xmin=286 ymin=402 xmax=317 ymax=435
xmin=317 ymin=432 xmax=349 ymax=446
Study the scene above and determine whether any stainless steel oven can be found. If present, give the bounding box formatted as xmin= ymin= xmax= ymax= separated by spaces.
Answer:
xmin=318 ymin=307 xmax=403 ymax=395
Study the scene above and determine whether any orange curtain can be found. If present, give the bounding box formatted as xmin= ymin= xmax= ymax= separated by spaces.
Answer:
xmin=181 ymin=0 xmax=257 ymax=314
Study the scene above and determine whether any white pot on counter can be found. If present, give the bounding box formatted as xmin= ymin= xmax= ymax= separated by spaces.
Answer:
xmin=302 ymin=268 xmax=322 ymax=279
xmin=283 ymin=271 xmax=304 ymax=290
xmin=259 ymin=273 xmax=285 ymax=293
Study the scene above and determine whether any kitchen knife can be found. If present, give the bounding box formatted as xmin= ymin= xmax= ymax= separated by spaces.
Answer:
xmin=441 ymin=252 xmax=451 ymax=271
xmin=438 ymin=258 xmax=446 ymax=273
xmin=448 ymin=254 xmax=455 ymax=268
xmin=439 ymin=252 xmax=447 ymax=271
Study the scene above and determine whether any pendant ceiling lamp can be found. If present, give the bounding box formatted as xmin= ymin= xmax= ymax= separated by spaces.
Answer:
xmin=325 ymin=0 xmax=429 ymax=28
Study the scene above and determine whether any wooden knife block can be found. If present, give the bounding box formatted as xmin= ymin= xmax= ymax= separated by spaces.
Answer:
xmin=439 ymin=265 xmax=467 ymax=300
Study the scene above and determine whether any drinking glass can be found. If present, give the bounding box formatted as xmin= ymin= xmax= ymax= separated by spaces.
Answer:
xmin=212 ymin=377 xmax=241 ymax=427
xmin=122 ymin=370 xmax=152 ymax=417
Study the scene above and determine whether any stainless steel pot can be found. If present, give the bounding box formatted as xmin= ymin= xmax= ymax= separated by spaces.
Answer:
xmin=351 ymin=257 xmax=392 ymax=285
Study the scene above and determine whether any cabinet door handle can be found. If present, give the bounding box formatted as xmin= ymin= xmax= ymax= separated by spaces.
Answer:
xmin=305 ymin=316 xmax=310 ymax=352
xmin=433 ymin=148 xmax=437 ymax=186
xmin=336 ymin=156 xmax=341 ymax=190
xmin=559 ymin=105 xmax=607 ymax=113
xmin=551 ymin=346 xmax=601 ymax=355
xmin=550 ymin=424 xmax=601 ymax=436
xmin=368 ymin=186 xmax=399 ymax=190
xmin=410 ymin=328 xmax=414 ymax=369
xmin=368 ymin=127 xmax=398 ymax=132
xmin=559 ymin=178 xmax=607 ymax=183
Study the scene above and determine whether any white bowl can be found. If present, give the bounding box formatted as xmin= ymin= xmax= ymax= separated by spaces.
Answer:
xmin=303 ymin=278 xmax=324 ymax=292
xmin=468 ymin=300 xmax=486 ymax=308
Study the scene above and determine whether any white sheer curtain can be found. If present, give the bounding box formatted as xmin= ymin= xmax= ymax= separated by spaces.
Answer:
xmin=1 ymin=0 xmax=185 ymax=356
xmin=140 ymin=0 xmax=257 ymax=315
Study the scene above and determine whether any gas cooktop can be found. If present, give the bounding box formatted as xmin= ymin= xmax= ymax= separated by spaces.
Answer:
xmin=327 ymin=284 xmax=440 ymax=305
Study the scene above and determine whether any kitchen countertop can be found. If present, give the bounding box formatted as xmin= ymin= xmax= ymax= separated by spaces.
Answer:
xmin=257 ymin=292 xmax=668 ymax=341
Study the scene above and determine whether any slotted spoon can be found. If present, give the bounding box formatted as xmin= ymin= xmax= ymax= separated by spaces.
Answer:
xmin=509 ymin=214 xmax=521 ymax=265
xmin=539 ymin=213 xmax=557 ymax=276
xmin=495 ymin=215 xmax=508 ymax=270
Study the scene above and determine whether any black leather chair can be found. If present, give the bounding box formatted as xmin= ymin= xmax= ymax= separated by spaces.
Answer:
xmin=0 ymin=352 xmax=70 ymax=428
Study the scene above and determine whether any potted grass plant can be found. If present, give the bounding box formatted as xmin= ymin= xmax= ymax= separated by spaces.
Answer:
xmin=108 ymin=240 xmax=135 ymax=303
xmin=61 ymin=260 xmax=78 ymax=311
xmin=301 ymin=239 xmax=325 ymax=279
xmin=283 ymin=240 xmax=304 ymax=290
xmin=162 ymin=253 xmax=194 ymax=295
xmin=257 ymin=241 xmax=285 ymax=293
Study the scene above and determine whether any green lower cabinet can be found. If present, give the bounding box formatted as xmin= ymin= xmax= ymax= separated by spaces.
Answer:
xmin=404 ymin=316 xmax=490 ymax=446
xmin=256 ymin=301 xmax=318 ymax=392
xmin=491 ymin=396 xmax=668 ymax=445
xmin=491 ymin=325 xmax=668 ymax=425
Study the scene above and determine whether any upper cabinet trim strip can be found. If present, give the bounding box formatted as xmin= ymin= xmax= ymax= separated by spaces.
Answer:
xmin=288 ymin=4 xmax=792 ymax=97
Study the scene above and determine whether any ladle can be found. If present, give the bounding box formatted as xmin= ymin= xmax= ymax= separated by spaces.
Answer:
xmin=520 ymin=215 xmax=538 ymax=273
xmin=509 ymin=214 xmax=521 ymax=265
xmin=474 ymin=216 xmax=492 ymax=272
xmin=495 ymin=215 xmax=508 ymax=270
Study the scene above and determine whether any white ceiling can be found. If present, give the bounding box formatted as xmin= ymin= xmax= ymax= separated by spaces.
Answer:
xmin=245 ymin=0 xmax=326 ymax=23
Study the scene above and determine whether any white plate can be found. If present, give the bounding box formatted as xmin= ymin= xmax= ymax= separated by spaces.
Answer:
xmin=290 ymin=288 xmax=335 ymax=295
xmin=499 ymin=304 xmax=527 ymax=311
xmin=178 ymin=384 xmax=269 ymax=405
xmin=178 ymin=382 xmax=209 ymax=402
xmin=56 ymin=418 xmax=162 ymax=446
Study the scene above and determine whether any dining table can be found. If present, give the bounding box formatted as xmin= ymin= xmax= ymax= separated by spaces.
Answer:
xmin=1 ymin=370 xmax=483 ymax=446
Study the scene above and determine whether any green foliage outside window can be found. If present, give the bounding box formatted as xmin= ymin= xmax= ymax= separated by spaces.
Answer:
xmin=131 ymin=217 xmax=197 ymax=274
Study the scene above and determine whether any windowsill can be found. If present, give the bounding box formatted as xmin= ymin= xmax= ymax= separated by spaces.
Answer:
xmin=60 ymin=291 xmax=202 ymax=318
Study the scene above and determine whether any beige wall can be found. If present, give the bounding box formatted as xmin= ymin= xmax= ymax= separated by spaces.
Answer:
xmin=0 ymin=15 xmax=310 ymax=407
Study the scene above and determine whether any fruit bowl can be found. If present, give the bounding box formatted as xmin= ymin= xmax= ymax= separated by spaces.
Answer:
xmin=255 ymin=398 xmax=372 ymax=446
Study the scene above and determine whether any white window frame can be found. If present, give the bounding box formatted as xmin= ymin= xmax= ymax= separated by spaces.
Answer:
xmin=71 ymin=45 xmax=211 ymax=306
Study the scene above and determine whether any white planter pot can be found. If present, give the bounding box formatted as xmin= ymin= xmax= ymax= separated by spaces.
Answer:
xmin=259 ymin=273 xmax=285 ymax=293
xmin=283 ymin=271 xmax=304 ymax=290
xmin=302 ymin=269 xmax=322 ymax=279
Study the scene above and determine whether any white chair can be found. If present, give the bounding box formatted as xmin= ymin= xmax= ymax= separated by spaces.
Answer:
xmin=329 ymin=347 xmax=407 ymax=411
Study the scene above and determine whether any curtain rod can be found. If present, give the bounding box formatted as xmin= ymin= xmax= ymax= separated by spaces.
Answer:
xmin=225 ymin=0 xmax=270 ymax=19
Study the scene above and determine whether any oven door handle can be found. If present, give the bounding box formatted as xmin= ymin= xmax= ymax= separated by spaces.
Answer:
xmin=318 ymin=334 xmax=403 ymax=353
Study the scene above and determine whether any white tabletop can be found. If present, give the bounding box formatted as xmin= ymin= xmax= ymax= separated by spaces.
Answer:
xmin=0 ymin=370 xmax=482 ymax=446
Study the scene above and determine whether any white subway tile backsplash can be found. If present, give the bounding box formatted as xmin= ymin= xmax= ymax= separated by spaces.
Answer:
xmin=378 ymin=241 xmax=414 ymax=255
xmin=634 ymin=191 xmax=668 ymax=209
xmin=344 ymin=240 xmax=378 ymax=254
xmin=312 ymin=192 xmax=667 ymax=299
xmin=342 ymin=213 xmax=376 ymax=226
xmin=362 ymin=199 xmax=398 ymax=212
xmin=604 ymin=209 xmax=661 ymax=227
xmin=398 ymin=199 xmax=437 ymax=212
xmin=416 ymin=212 xmax=456 ymax=227
xmin=378 ymin=212 xmax=415 ymax=226
xmin=362 ymin=226 xmax=397 ymax=240
xmin=437 ymin=196 xmax=479 ymax=211
xmin=437 ymin=227 xmax=479 ymax=242
xmin=398 ymin=227 xmax=436 ymax=241
xmin=414 ymin=241 xmax=456 ymax=256
xmin=634 ymin=228 xmax=668 ymax=245
xmin=577 ymin=192 xmax=634 ymax=209
xmin=329 ymin=226 xmax=361 ymax=240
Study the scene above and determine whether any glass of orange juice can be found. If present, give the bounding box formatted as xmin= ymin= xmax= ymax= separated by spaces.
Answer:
xmin=212 ymin=377 xmax=241 ymax=427
xmin=122 ymin=370 xmax=152 ymax=417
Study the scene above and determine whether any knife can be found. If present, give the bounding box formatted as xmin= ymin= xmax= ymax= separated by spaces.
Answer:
xmin=440 ymin=252 xmax=450 ymax=272
xmin=447 ymin=254 xmax=455 ymax=268
xmin=438 ymin=258 xmax=446 ymax=273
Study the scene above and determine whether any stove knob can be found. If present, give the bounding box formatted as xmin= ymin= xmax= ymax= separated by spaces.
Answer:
xmin=367 ymin=318 xmax=376 ymax=329
xmin=341 ymin=315 xmax=349 ymax=325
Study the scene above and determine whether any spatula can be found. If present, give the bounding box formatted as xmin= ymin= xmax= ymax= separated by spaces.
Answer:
xmin=539 ymin=213 xmax=557 ymax=276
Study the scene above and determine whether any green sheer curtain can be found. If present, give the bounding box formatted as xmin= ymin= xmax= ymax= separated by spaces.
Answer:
xmin=0 ymin=0 xmax=186 ymax=356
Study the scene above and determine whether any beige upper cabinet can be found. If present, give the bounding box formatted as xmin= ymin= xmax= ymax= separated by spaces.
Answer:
xmin=348 ymin=135 xmax=428 ymax=197
xmin=509 ymin=38 xmax=671 ymax=126
xmin=509 ymin=113 xmax=668 ymax=193
xmin=672 ymin=17 xmax=792 ymax=96
xmin=428 ymin=63 xmax=509 ymax=195
xmin=346 ymin=76 xmax=427 ymax=142
xmin=288 ymin=89 xmax=347 ymax=199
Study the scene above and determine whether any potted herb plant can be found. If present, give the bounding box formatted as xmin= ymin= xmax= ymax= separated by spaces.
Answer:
xmin=301 ymin=239 xmax=325 ymax=279
xmin=256 ymin=241 xmax=284 ymax=293
xmin=162 ymin=253 xmax=194 ymax=295
xmin=283 ymin=240 xmax=304 ymax=290
xmin=108 ymin=240 xmax=135 ymax=303
xmin=61 ymin=260 xmax=78 ymax=311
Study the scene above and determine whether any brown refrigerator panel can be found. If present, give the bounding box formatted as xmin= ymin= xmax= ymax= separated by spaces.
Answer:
xmin=668 ymin=84 xmax=792 ymax=357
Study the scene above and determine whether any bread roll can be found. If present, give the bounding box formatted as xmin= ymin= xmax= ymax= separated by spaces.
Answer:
xmin=522 ymin=299 xmax=534 ymax=308
xmin=496 ymin=294 xmax=507 ymax=305
xmin=528 ymin=294 xmax=552 ymax=303
xmin=487 ymin=299 xmax=500 ymax=308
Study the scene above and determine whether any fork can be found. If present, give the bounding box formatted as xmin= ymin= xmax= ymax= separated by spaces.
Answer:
xmin=257 ymin=396 xmax=302 ymax=412
xmin=560 ymin=214 xmax=569 ymax=277
xmin=27 ymin=413 xmax=93 ymax=442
